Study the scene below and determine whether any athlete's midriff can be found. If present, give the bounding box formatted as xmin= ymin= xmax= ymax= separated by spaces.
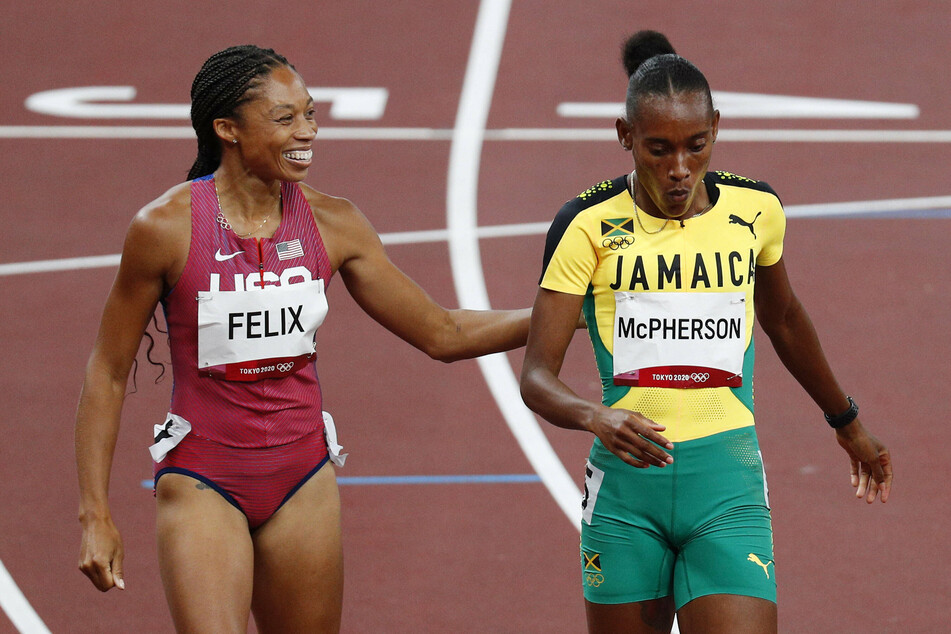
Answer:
xmin=609 ymin=386 xmax=755 ymax=443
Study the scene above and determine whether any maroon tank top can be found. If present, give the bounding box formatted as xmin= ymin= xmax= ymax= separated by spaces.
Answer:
xmin=162 ymin=176 xmax=332 ymax=447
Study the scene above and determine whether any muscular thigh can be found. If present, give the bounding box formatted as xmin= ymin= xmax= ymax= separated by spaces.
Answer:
xmin=585 ymin=597 xmax=676 ymax=634
xmin=677 ymin=594 xmax=776 ymax=634
xmin=251 ymin=461 xmax=343 ymax=634
xmin=156 ymin=473 xmax=255 ymax=633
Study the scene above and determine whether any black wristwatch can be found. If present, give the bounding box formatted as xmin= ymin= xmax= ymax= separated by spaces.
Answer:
xmin=824 ymin=396 xmax=858 ymax=429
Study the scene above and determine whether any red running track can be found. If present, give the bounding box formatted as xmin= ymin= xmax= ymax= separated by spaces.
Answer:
xmin=1 ymin=1 xmax=949 ymax=631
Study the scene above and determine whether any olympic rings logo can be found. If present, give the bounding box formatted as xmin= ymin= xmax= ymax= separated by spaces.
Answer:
xmin=276 ymin=362 xmax=295 ymax=372
xmin=585 ymin=573 xmax=605 ymax=587
xmin=690 ymin=373 xmax=710 ymax=382
xmin=601 ymin=236 xmax=634 ymax=250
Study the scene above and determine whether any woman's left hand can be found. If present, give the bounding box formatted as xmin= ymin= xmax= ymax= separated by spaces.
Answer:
xmin=834 ymin=418 xmax=892 ymax=503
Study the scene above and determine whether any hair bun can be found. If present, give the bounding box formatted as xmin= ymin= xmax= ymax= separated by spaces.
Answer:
xmin=622 ymin=30 xmax=676 ymax=77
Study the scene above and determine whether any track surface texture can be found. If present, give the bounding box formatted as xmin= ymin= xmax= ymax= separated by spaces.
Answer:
xmin=1 ymin=1 xmax=948 ymax=632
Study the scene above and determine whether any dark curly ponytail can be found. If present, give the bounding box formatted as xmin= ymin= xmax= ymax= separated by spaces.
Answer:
xmin=621 ymin=30 xmax=676 ymax=78
xmin=187 ymin=45 xmax=293 ymax=180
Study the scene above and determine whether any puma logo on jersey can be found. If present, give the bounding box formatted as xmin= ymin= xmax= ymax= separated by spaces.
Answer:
xmin=214 ymin=248 xmax=245 ymax=261
xmin=729 ymin=212 xmax=762 ymax=238
xmin=747 ymin=553 xmax=773 ymax=579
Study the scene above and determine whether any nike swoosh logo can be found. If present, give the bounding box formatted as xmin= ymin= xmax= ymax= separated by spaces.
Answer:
xmin=215 ymin=249 xmax=245 ymax=261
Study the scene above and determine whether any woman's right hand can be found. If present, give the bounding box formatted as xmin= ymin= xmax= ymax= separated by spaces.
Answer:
xmin=78 ymin=514 xmax=125 ymax=591
xmin=587 ymin=407 xmax=674 ymax=468
xmin=74 ymin=193 xmax=185 ymax=594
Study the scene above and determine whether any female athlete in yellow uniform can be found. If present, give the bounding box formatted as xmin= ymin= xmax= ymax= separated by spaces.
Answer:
xmin=520 ymin=31 xmax=892 ymax=634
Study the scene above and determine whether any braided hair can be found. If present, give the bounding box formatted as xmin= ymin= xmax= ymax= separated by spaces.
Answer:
xmin=620 ymin=31 xmax=712 ymax=121
xmin=187 ymin=45 xmax=293 ymax=180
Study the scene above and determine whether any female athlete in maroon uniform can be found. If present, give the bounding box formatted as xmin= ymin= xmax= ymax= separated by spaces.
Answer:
xmin=75 ymin=45 xmax=534 ymax=632
xmin=153 ymin=175 xmax=335 ymax=530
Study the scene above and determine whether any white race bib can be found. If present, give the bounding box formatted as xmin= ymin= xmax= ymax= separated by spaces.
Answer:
xmin=197 ymin=278 xmax=327 ymax=381
xmin=613 ymin=291 xmax=745 ymax=388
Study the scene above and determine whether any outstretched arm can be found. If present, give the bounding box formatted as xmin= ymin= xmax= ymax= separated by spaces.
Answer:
xmin=754 ymin=258 xmax=892 ymax=503
xmin=326 ymin=197 xmax=531 ymax=361
xmin=519 ymin=288 xmax=673 ymax=468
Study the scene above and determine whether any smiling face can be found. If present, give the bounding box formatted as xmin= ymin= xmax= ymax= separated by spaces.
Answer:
xmin=617 ymin=90 xmax=719 ymax=220
xmin=220 ymin=65 xmax=318 ymax=183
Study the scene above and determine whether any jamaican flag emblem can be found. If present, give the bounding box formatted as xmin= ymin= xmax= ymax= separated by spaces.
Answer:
xmin=601 ymin=218 xmax=635 ymax=250
xmin=601 ymin=218 xmax=635 ymax=238
xmin=582 ymin=550 xmax=601 ymax=572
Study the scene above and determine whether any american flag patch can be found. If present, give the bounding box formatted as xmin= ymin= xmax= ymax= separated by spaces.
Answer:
xmin=276 ymin=239 xmax=304 ymax=260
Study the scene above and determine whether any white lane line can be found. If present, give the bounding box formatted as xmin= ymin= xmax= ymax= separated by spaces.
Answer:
xmin=0 ymin=254 xmax=122 ymax=276
xmin=4 ymin=125 xmax=951 ymax=142
xmin=0 ymin=126 xmax=451 ymax=140
xmin=784 ymin=195 xmax=951 ymax=218
xmin=2 ymin=196 xmax=949 ymax=278
xmin=0 ymin=560 xmax=50 ymax=634
xmin=0 ymin=125 xmax=196 ymax=139
xmin=558 ymin=92 xmax=921 ymax=119
xmin=445 ymin=0 xmax=583 ymax=527
xmin=719 ymin=129 xmax=951 ymax=143
xmin=487 ymin=128 xmax=951 ymax=142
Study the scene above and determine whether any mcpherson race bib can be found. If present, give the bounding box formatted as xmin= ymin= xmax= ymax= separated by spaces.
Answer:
xmin=197 ymin=278 xmax=327 ymax=381
xmin=613 ymin=291 xmax=745 ymax=388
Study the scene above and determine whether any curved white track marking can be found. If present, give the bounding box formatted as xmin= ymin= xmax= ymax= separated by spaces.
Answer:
xmin=24 ymin=86 xmax=388 ymax=121
xmin=0 ymin=560 xmax=50 ymax=634
xmin=445 ymin=0 xmax=583 ymax=526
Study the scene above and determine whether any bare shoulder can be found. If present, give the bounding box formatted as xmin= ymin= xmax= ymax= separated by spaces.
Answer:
xmin=300 ymin=183 xmax=369 ymax=227
xmin=122 ymin=182 xmax=192 ymax=284
xmin=132 ymin=182 xmax=191 ymax=236
xmin=299 ymin=183 xmax=382 ymax=269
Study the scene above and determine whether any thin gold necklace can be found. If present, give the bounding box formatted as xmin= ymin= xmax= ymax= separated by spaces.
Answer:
xmin=629 ymin=170 xmax=713 ymax=233
xmin=214 ymin=181 xmax=279 ymax=238
xmin=630 ymin=170 xmax=668 ymax=234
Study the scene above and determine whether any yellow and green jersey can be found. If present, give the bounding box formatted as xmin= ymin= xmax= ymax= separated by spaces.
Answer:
xmin=540 ymin=171 xmax=785 ymax=442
